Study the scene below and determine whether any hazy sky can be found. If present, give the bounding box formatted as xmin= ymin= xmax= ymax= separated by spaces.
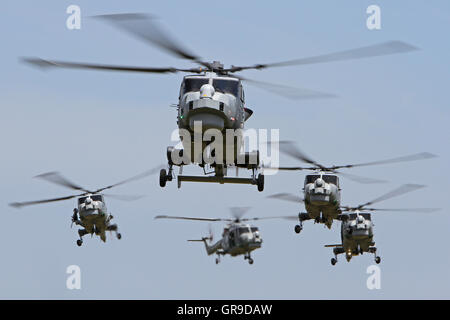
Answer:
xmin=1 ymin=1 xmax=449 ymax=299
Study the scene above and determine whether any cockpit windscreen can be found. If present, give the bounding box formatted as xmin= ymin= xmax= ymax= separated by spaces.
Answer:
xmin=213 ymin=79 xmax=239 ymax=96
xmin=182 ymin=78 xmax=209 ymax=95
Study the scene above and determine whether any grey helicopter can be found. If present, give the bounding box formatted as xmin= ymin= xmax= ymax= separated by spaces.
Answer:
xmin=267 ymin=141 xmax=436 ymax=232
xmin=326 ymin=184 xmax=439 ymax=265
xmin=23 ymin=13 xmax=418 ymax=192
xmin=10 ymin=167 xmax=160 ymax=246
xmin=155 ymin=207 xmax=294 ymax=264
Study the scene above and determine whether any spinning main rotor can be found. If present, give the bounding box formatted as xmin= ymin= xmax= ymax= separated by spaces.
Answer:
xmin=9 ymin=166 xmax=162 ymax=208
xmin=23 ymin=13 xmax=418 ymax=99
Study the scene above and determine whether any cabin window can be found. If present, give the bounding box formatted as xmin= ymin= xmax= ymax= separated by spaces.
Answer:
xmin=322 ymin=175 xmax=338 ymax=185
xmin=182 ymin=78 xmax=209 ymax=95
xmin=305 ymin=175 xmax=320 ymax=184
xmin=213 ymin=79 xmax=239 ymax=96
xmin=238 ymin=227 xmax=250 ymax=235
xmin=78 ymin=197 xmax=87 ymax=205
xmin=91 ymin=195 xmax=103 ymax=202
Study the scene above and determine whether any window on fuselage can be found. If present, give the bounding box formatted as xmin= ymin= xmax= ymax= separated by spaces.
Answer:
xmin=305 ymin=175 xmax=320 ymax=184
xmin=237 ymin=227 xmax=250 ymax=235
xmin=213 ymin=79 xmax=239 ymax=96
xmin=78 ymin=197 xmax=87 ymax=205
xmin=182 ymin=78 xmax=209 ymax=95
xmin=322 ymin=175 xmax=338 ymax=185
xmin=91 ymin=195 xmax=103 ymax=202
xmin=250 ymin=227 xmax=259 ymax=233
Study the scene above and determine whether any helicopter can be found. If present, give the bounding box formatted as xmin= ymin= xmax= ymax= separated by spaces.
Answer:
xmin=267 ymin=141 xmax=437 ymax=232
xmin=155 ymin=207 xmax=295 ymax=264
xmin=326 ymin=184 xmax=440 ymax=265
xmin=10 ymin=167 xmax=161 ymax=246
xmin=22 ymin=13 xmax=418 ymax=192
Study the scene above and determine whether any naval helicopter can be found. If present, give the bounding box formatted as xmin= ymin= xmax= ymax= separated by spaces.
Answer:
xmin=155 ymin=207 xmax=295 ymax=264
xmin=267 ymin=141 xmax=436 ymax=231
xmin=326 ymin=184 xmax=440 ymax=265
xmin=23 ymin=13 xmax=418 ymax=192
xmin=10 ymin=167 xmax=161 ymax=246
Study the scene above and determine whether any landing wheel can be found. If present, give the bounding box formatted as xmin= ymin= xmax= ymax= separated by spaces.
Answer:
xmin=117 ymin=233 xmax=122 ymax=240
xmin=159 ymin=169 xmax=167 ymax=187
xmin=248 ymin=258 xmax=254 ymax=265
xmin=331 ymin=258 xmax=337 ymax=266
xmin=294 ymin=225 xmax=302 ymax=234
xmin=76 ymin=239 xmax=83 ymax=247
xmin=375 ymin=256 xmax=381 ymax=264
xmin=257 ymin=174 xmax=264 ymax=192
xmin=215 ymin=258 xmax=219 ymax=265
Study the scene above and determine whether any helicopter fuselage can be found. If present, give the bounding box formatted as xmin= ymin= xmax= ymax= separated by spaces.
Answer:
xmin=303 ymin=173 xmax=341 ymax=228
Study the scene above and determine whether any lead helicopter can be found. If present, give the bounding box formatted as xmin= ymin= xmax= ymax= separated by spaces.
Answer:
xmin=267 ymin=141 xmax=436 ymax=232
xmin=325 ymin=184 xmax=439 ymax=265
xmin=155 ymin=207 xmax=295 ymax=264
xmin=23 ymin=13 xmax=418 ymax=192
xmin=10 ymin=167 xmax=161 ymax=246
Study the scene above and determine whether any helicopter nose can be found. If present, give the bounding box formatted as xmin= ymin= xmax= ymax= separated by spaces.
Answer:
xmin=199 ymin=84 xmax=215 ymax=99
xmin=315 ymin=178 xmax=324 ymax=187
xmin=189 ymin=113 xmax=225 ymax=132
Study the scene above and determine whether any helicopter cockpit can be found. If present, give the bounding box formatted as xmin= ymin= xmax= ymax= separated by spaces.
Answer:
xmin=78 ymin=195 xmax=103 ymax=205
xmin=180 ymin=77 xmax=240 ymax=97
xmin=348 ymin=213 xmax=371 ymax=221
xmin=304 ymin=174 xmax=339 ymax=186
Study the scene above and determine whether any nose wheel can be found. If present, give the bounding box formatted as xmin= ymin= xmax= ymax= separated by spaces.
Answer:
xmin=294 ymin=224 xmax=303 ymax=234
xmin=76 ymin=239 xmax=83 ymax=247
xmin=331 ymin=258 xmax=337 ymax=266
xmin=375 ymin=256 xmax=381 ymax=264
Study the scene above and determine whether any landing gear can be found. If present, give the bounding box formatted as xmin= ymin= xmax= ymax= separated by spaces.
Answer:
xmin=77 ymin=228 xmax=87 ymax=246
xmin=215 ymin=257 xmax=220 ymax=265
xmin=117 ymin=233 xmax=122 ymax=240
xmin=375 ymin=256 xmax=381 ymax=264
xmin=244 ymin=253 xmax=254 ymax=265
xmin=331 ymin=258 xmax=337 ymax=266
xmin=294 ymin=224 xmax=302 ymax=234
xmin=257 ymin=174 xmax=264 ymax=192
xmin=159 ymin=169 xmax=167 ymax=187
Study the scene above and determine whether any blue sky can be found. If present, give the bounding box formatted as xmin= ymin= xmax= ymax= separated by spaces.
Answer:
xmin=0 ymin=0 xmax=449 ymax=299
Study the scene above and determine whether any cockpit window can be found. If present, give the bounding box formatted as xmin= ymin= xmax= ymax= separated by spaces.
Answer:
xmin=182 ymin=78 xmax=209 ymax=95
xmin=213 ymin=79 xmax=239 ymax=96
xmin=348 ymin=213 xmax=371 ymax=221
xmin=305 ymin=175 xmax=320 ymax=184
xmin=250 ymin=227 xmax=259 ymax=233
xmin=91 ymin=195 xmax=102 ymax=202
xmin=78 ymin=197 xmax=87 ymax=205
xmin=238 ymin=227 xmax=250 ymax=234
xmin=322 ymin=175 xmax=338 ymax=185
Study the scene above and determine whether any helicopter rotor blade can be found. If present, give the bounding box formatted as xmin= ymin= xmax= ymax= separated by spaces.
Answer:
xmin=154 ymin=215 xmax=232 ymax=222
xmin=95 ymin=165 xmax=164 ymax=193
xmin=22 ymin=57 xmax=202 ymax=74
xmin=93 ymin=13 xmax=208 ymax=67
xmin=34 ymin=172 xmax=92 ymax=193
xmin=335 ymin=171 xmax=387 ymax=184
xmin=329 ymin=152 xmax=437 ymax=171
xmin=10 ymin=194 xmax=82 ymax=208
xmin=267 ymin=193 xmax=304 ymax=203
xmin=102 ymin=193 xmax=146 ymax=201
xmin=236 ymin=76 xmax=337 ymax=100
xmin=362 ymin=208 xmax=441 ymax=213
xmin=241 ymin=215 xmax=299 ymax=221
xmin=343 ymin=184 xmax=426 ymax=211
xmin=228 ymin=41 xmax=418 ymax=72
xmin=277 ymin=141 xmax=326 ymax=169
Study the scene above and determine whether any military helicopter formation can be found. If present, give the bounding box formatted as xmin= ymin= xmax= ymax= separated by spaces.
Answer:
xmin=11 ymin=13 xmax=439 ymax=265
